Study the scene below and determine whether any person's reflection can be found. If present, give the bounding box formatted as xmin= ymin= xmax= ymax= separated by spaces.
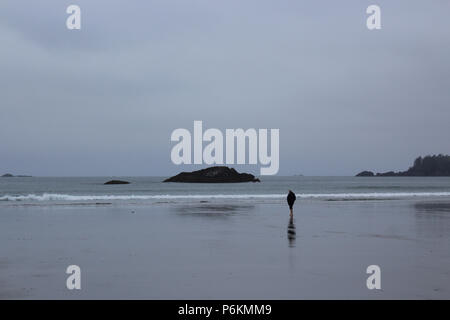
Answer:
xmin=287 ymin=215 xmax=296 ymax=247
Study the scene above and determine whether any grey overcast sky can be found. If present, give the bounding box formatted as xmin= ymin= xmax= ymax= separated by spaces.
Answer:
xmin=1 ymin=0 xmax=449 ymax=176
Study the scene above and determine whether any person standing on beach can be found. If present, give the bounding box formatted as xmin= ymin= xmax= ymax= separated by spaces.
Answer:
xmin=287 ymin=190 xmax=296 ymax=216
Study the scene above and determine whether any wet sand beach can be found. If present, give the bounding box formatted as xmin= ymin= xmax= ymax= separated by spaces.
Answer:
xmin=1 ymin=198 xmax=450 ymax=299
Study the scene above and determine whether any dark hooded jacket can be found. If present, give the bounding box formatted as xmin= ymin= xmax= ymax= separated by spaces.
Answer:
xmin=287 ymin=191 xmax=296 ymax=209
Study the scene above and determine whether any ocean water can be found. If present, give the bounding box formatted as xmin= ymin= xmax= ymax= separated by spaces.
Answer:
xmin=2 ymin=176 xmax=450 ymax=299
xmin=1 ymin=176 xmax=450 ymax=205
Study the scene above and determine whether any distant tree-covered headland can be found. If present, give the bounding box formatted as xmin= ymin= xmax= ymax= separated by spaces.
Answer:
xmin=356 ymin=155 xmax=450 ymax=177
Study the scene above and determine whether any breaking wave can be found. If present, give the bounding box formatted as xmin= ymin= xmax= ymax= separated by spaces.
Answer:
xmin=1 ymin=192 xmax=450 ymax=202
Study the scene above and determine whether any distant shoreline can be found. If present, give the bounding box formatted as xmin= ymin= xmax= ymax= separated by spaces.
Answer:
xmin=356 ymin=154 xmax=450 ymax=177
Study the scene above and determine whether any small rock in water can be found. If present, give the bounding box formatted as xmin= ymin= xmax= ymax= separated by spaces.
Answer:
xmin=104 ymin=180 xmax=130 ymax=185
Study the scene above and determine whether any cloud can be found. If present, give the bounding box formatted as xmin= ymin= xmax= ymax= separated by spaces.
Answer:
xmin=1 ymin=0 xmax=449 ymax=175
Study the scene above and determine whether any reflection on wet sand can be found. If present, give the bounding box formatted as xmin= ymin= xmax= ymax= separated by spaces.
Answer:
xmin=174 ymin=202 xmax=255 ymax=218
xmin=414 ymin=201 xmax=450 ymax=214
xmin=414 ymin=201 xmax=450 ymax=238
xmin=287 ymin=216 xmax=296 ymax=247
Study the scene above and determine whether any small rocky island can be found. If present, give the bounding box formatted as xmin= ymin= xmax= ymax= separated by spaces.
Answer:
xmin=104 ymin=180 xmax=130 ymax=185
xmin=356 ymin=154 xmax=450 ymax=177
xmin=1 ymin=173 xmax=32 ymax=177
xmin=164 ymin=166 xmax=261 ymax=183
xmin=1 ymin=173 xmax=14 ymax=177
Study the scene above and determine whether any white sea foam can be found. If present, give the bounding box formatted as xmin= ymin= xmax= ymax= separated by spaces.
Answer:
xmin=1 ymin=192 xmax=450 ymax=202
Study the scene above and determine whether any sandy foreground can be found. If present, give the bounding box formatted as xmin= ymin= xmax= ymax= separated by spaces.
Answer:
xmin=1 ymin=199 xmax=449 ymax=299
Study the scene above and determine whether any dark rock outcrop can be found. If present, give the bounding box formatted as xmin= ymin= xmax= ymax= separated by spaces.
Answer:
xmin=163 ymin=166 xmax=260 ymax=183
xmin=356 ymin=171 xmax=374 ymax=177
xmin=1 ymin=174 xmax=32 ymax=177
xmin=104 ymin=180 xmax=130 ymax=185
xmin=1 ymin=173 xmax=14 ymax=177
xmin=356 ymin=154 xmax=450 ymax=177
